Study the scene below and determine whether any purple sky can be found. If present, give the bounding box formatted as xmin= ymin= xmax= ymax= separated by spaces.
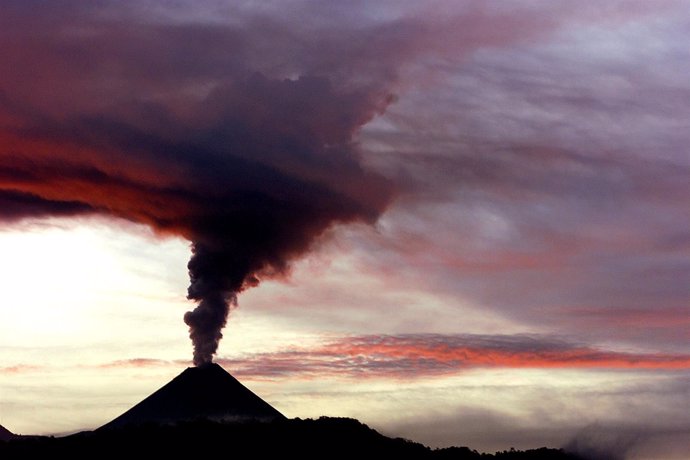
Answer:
xmin=0 ymin=1 xmax=688 ymax=458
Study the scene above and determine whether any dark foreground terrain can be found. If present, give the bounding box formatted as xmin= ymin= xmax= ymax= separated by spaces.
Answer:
xmin=0 ymin=417 xmax=584 ymax=459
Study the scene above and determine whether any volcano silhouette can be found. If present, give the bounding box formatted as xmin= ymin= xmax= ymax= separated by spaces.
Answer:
xmin=100 ymin=363 xmax=285 ymax=430
xmin=0 ymin=424 xmax=13 ymax=441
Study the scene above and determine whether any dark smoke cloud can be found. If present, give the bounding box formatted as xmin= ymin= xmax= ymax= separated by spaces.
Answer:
xmin=0 ymin=190 xmax=91 ymax=221
xmin=563 ymin=425 xmax=641 ymax=460
xmin=0 ymin=1 xmax=618 ymax=364
xmin=0 ymin=2 xmax=397 ymax=365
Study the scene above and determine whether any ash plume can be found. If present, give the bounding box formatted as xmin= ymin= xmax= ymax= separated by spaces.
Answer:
xmin=0 ymin=3 xmax=397 ymax=364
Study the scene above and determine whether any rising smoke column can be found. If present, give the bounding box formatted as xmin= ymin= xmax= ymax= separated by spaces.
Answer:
xmin=173 ymin=75 xmax=393 ymax=365
xmin=171 ymin=75 xmax=394 ymax=365
xmin=0 ymin=2 xmax=422 ymax=364
xmin=0 ymin=50 xmax=394 ymax=364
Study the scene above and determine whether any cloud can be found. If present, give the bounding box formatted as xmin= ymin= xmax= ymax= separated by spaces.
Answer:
xmin=209 ymin=334 xmax=690 ymax=380
xmin=78 ymin=333 xmax=690 ymax=381
xmin=96 ymin=358 xmax=171 ymax=369
xmin=3 ymin=1 xmax=687 ymax=359
xmin=0 ymin=0 xmax=579 ymax=365
xmin=386 ymin=406 xmax=572 ymax=453
xmin=353 ymin=4 xmax=690 ymax=351
xmin=564 ymin=424 xmax=690 ymax=460
xmin=0 ymin=364 xmax=43 ymax=374
xmin=0 ymin=1 xmax=404 ymax=363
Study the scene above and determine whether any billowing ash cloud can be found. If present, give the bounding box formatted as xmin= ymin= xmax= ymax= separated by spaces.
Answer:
xmin=0 ymin=2 xmax=396 ymax=365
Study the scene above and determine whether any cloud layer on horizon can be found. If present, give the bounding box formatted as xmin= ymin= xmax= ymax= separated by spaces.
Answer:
xmin=5 ymin=332 xmax=686 ymax=380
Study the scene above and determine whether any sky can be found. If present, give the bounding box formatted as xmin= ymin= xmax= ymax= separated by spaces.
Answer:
xmin=0 ymin=1 xmax=688 ymax=458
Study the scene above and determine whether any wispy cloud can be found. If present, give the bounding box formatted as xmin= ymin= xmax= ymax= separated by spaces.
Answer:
xmin=82 ymin=334 xmax=690 ymax=380
xmin=95 ymin=358 xmax=173 ymax=369
xmin=0 ymin=364 xmax=43 ymax=374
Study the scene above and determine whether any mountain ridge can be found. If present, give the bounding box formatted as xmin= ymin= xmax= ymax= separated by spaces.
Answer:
xmin=1 ymin=417 xmax=585 ymax=459
xmin=0 ymin=424 xmax=13 ymax=442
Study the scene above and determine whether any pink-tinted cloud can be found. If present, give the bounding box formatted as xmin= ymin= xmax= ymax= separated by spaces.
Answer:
xmin=352 ymin=2 xmax=690 ymax=351
xmin=84 ymin=333 xmax=690 ymax=381
xmin=96 ymin=358 xmax=172 ymax=369
xmin=0 ymin=364 xmax=42 ymax=374
xmin=210 ymin=334 xmax=690 ymax=380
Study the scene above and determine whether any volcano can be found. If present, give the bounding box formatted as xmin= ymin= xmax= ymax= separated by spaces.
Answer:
xmin=100 ymin=363 xmax=285 ymax=430
xmin=0 ymin=424 xmax=13 ymax=441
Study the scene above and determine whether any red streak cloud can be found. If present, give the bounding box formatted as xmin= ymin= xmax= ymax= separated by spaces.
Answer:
xmin=214 ymin=334 xmax=690 ymax=379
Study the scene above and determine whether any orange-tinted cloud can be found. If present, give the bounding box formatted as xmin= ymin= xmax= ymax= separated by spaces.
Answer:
xmin=96 ymin=358 xmax=172 ymax=369
xmin=0 ymin=364 xmax=43 ymax=374
xmin=209 ymin=334 xmax=690 ymax=380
